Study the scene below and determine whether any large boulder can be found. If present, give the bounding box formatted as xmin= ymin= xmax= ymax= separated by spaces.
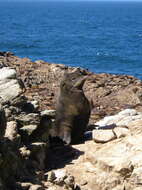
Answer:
xmin=0 ymin=67 xmax=24 ymax=104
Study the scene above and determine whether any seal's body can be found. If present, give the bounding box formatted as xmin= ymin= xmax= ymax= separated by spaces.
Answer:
xmin=55 ymin=69 xmax=90 ymax=144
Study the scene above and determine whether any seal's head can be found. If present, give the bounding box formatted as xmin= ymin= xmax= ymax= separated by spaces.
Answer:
xmin=60 ymin=68 xmax=88 ymax=94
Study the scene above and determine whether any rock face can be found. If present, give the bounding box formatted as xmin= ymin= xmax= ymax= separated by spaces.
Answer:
xmin=55 ymin=68 xmax=90 ymax=144
xmin=61 ymin=130 xmax=142 ymax=190
xmin=1 ymin=52 xmax=142 ymax=190
xmin=95 ymin=109 xmax=142 ymax=127
xmin=0 ymin=62 xmax=52 ymax=190
xmin=0 ymin=104 xmax=6 ymax=140
xmin=57 ymin=109 xmax=142 ymax=190
xmin=0 ymin=52 xmax=141 ymax=122
xmin=1 ymin=52 xmax=142 ymax=125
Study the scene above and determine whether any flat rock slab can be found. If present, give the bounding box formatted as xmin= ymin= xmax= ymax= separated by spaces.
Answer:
xmin=65 ymin=132 xmax=142 ymax=190
xmin=92 ymin=129 xmax=116 ymax=143
xmin=41 ymin=109 xmax=56 ymax=118
xmin=29 ymin=185 xmax=44 ymax=190
xmin=95 ymin=109 xmax=142 ymax=127
xmin=20 ymin=124 xmax=38 ymax=136
xmin=0 ymin=80 xmax=23 ymax=103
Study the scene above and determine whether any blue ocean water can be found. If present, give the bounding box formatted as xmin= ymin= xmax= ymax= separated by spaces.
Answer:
xmin=0 ymin=1 xmax=142 ymax=79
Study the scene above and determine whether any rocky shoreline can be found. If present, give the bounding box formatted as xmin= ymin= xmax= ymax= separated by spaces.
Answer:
xmin=1 ymin=52 xmax=142 ymax=190
xmin=1 ymin=52 xmax=142 ymax=123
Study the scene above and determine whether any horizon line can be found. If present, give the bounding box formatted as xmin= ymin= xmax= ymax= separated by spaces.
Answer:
xmin=2 ymin=0 xmax=142 ymax=2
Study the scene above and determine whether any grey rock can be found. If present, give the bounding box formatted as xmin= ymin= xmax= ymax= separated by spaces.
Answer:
xmin=113 ymin=127 xmax=130 ymax=138
xmin=41 ymin=110 xmax=56 ymax=118
xmin=46 ymin=187 xmax=58 ymax=190
xmin=19 ymin=113 xmax=52 ymax=143
xmin=20 ymin=125 xmax=38 ymax=136
xmin=54 ymin=169 xmax=67 ymax=185
xmin=46 ymin=171 xmax=56 ymax=182
xmin=92 ymin=129 xmax=117 ymax=143
xmin=10 ymin=95 xmax=27 ymax=107
xmin=64 ymin=175 xmax=75 ymax=188
xmin=20 ymin=182 xmax=32 ymax=190
xmin=80 ymin=180 xmax=88 ymax=186
xmin=19 ymin=146 xmax=31 ymax=159
xmin=0 ymin=79 xmax=23 ymax=104
xmin=0 ymin=67 xmax=16 ymax=80
xmin=38 ymin=115 xmax=52 ymax=142
xmin=0 ymin=67 xmax=24 ymax=105
xmin=20 ymin=124 xmax=38 ymax=143
xmin=95 ymin=109 xmax=142 ymax=127
xmin=30 ymin=100 xmax=39 ymax=111
xmin=29 ymin=142 xmax=48 ymax=170
xmin=4 ymin=107 xmax=12 ymax=118
xmin=29 ymin=184 xmax=44 ymax=190
xmin=129 ymin=167 xmax=142 ymax=187
xmin=0 ymin=140 xmax=27 ymax=190
xmin=16 ymin=113 xmax=40 ymax=126
xmin=0 ymin=104 xmax=6 ymax=140
xmin=5 ymin=121 xmax=21 ymax=146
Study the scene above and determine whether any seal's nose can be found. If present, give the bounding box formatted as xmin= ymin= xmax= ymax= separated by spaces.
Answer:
xmin=74 ymin=76 xmax=88 ymax=89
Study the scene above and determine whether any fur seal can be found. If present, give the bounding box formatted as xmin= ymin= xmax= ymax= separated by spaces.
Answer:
xmin=55 ymin=68 xmax=90 ymax=144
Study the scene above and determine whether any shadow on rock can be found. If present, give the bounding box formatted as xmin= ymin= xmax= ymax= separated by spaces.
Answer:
xmin=46 ymin=137 xmax=84 ymax=170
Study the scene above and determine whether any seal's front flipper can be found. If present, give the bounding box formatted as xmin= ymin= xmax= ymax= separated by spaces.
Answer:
xmin=59 ymin=128 xmax=71 ymax=145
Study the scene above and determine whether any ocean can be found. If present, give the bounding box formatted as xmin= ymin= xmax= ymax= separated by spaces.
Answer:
xmin=0 ymin=1 xmax=142 ymax=79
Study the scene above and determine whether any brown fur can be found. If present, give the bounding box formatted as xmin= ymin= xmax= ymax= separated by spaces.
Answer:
xmin=55 ymin=68 xmax=90 ymax=144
